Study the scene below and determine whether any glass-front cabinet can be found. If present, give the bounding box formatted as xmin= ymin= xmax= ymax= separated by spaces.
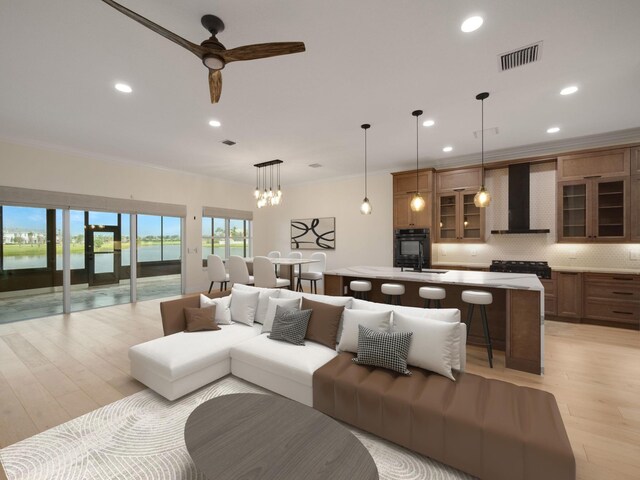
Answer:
xmin=557 ymin=177 xmax=629 ymax=242
xmin=437 ymin=190 xmax=484 ymax=243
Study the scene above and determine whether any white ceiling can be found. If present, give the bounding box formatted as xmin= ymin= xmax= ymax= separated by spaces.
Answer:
xmin=1 ymin=0 xmax=640 ymax=186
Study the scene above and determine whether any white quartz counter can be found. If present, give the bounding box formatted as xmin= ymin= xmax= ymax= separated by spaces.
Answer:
xmin=431 ymin=262 xmax=639 ymax=275
xmin=324 ymin=266 xmax=544 ymax=291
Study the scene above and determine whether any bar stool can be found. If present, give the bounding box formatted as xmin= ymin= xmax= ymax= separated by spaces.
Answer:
xmin=350 ymin=280 xmax=372 ymax=300
xmin=419 ymin=286 xmax=446 ymax=308
xmin=461 ymin=290 xmax=493 ymax=368
xmin=381 ymin=283 xmax=405 ymax=305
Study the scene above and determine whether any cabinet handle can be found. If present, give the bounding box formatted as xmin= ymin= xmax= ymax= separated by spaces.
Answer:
xmin=583 ymin=175 xmax=602 ymax=179
xmin=453 ymin=188 xmax=466 ymax=192
xmin=612 ymin=291 xmax=633 ymax=295
xmin=612 ymin=277 xmax=633 ymax=281
xmin=612 ymin=311 xmax=633 ymax=315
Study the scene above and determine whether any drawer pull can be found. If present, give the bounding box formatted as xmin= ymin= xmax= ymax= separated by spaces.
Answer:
xmin=612 ymin=311 xmax=633 ymax=315
xmin=612 ymin=291 xmax=633 ymax=295
xmin=583 ymin=175 xmax=602 ymax=179
xmin=612 ymin=277 xmax=633 ymax=281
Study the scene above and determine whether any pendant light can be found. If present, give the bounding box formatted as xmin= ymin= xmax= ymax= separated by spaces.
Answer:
xmin=410 ymin=109 xmax=425 ymax=212
xmin=360 ymin=123 xmax=372 ymax=215
xmin=474 ymin=92 xmax=491 ymax=208
xmin=254 ymin=159 xmax=283 ymax=208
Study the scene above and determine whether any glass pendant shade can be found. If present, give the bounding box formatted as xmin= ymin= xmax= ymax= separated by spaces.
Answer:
xmin=410 ymin=192 xmax=426 ymax=212
xmin=360 ymin=197 xmax=372 ymax=215
xmin=474 ymin=186 xmax=491 ymax=207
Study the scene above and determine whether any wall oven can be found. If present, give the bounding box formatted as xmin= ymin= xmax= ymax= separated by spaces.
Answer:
xmin=394 ymin=228 xmax=430 ymax=271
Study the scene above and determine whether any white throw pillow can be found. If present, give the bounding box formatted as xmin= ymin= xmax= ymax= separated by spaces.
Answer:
xmin=278 ymin=289 xmax=304 ymax=301
xmin=230 ymin=288 xmax=260 ymax=326
xmin=350 ymin=298 xmax=395 ymax=312
xmin=301 ymin=293 xmax=353 ymax=308
xmin=262 ymin=297 xmax=301 ymax=334
xmin=393 ymin=311 xmax=458 ymax=381
xmin=200 ymin=294 xmax=232 ymax=325
xmin=337 ymin=309 xmax=391 ymax=354
xmin=231 ymin=284 xmax=281 ymax=324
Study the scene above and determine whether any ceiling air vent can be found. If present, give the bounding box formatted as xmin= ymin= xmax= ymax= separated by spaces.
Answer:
xmin=308 ymin=163 xmax=322 ymax=168
xmin=498 ymin=41 xmax=542 ymax=71
xmin=221 ymin=139 xmax=236 ymax=146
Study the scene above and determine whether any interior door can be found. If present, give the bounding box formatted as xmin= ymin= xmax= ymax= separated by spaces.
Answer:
xmin=86 ymin=227 xmax=120 ymax=286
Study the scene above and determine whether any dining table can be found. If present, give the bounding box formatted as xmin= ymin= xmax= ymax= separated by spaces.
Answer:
xmin=243 ymin=257 xmax=320 ymax=290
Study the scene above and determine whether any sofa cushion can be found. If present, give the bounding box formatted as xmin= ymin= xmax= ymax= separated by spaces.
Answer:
xmin=200 ymin=294 xmax=232 ymax=325
xmin=280 ymin=289 xmax=353 ymax=308
xmin=129 ymin=323 xmax=261 ymax=381
xmin=268 ymin=307 xmax=312 ymax=346
xmin=302 ymin=297 xmax=345 ymax=349
xmin=230 ymin=335 xmax=338 ymax=387
xmin=232 ymin=284 xmax=280 ymax=324
xmin=353 ymin=325 xmax=412 ymax=375
xmin=184 ymin=306 xmax=219 ymax=332
xmin=337 ymin=309 xmax=392 ymax=354
xmin=393 ymin=311 xmax=458 ymax=380
xmin=230 ymin=287 xmax=260 ymax=325
xmin=262 ymin=297 xmax=301 ymax=334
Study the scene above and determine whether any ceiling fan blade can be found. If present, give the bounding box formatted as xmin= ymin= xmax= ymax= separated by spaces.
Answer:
xmin=209 ymin=70 xmax=222 ymax=103
xmin=101 ymin=0 xmax=204 ymax=58
xmin=221 ymin=42 xmax=305 ymax=63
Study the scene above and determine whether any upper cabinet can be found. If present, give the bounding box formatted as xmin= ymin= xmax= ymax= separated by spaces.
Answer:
xmin=557 ymin=148 xmax=631 ymax=243
xmin=631 ymin=174 xmax=640 ymax=242
xmin=435 ymin=167 xmax=484 ymax=243
xmin=631 ymin=147 xmax=640 ymax=175
xmin=392 ymin=169 xmax=434 ymax=230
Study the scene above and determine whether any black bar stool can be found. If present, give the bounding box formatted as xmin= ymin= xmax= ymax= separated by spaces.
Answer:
xmin=462 ymin=290 xmax=494 ymax=368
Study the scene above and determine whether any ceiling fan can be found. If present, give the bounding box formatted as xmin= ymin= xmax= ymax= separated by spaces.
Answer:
xmin=100 ymin=0 xmax=306 ymax=103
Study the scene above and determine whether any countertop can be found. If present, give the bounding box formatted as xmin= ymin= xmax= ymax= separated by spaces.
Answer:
xmin=431 ymin=262 xmax=639 ymax=275
xmin=324 ymin=266 xmax=543 ymax=291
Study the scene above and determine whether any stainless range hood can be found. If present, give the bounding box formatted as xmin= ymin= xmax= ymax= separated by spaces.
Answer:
xmin=491 ymin=163 xmax=550 ymax=234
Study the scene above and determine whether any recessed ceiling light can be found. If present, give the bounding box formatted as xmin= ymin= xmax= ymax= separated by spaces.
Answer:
xmin=443 ymin=146 xmax=453 ymax=152
xmin=208 ymin=120 xmax=221 ymax=127
xmin=114 ymin=83 xmax=132 ymax=93
xmin=461 ymin=16 xmax=483 ymax=33
xmin=547 ymin=127 xmax=560 ymax=133
xmin=560 ymin=85 xmax=578 ymax=96
xmin=422 ymin=119 xmax=435 ymax=127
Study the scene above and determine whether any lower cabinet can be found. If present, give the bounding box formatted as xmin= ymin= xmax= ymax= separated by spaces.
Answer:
xmin=556 ymin=272 xmax=583 ymax=319
xmin=540 ymin=273 xmax=557 ymax=317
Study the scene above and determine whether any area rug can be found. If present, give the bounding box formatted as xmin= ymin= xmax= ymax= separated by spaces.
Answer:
xmin=0 ymin=376 xmax=474 ymax=479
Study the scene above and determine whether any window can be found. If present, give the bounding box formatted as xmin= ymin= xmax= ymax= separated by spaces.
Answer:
xmin=137 ymin=214 xmax=182 ymax=262
xmin=1 ymin=206 xmax=48 ymax=270
xmin=202 ymin=217 xmax=252 ymax=263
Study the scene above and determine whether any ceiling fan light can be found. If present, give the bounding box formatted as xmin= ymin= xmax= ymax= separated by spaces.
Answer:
xmin=360 ymin=197 xmax=372 ymax=215
xmin=203 ymin=55 xmax=225 ymax=70
xmin=474 ymin=187 xmax=491 ymax=208
xmin=410 ymin=192 xmax=426 ymax=212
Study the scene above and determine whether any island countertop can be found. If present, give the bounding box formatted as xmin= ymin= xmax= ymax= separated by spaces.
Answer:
xmin=324 ymin=266 xmax=544 ymax=292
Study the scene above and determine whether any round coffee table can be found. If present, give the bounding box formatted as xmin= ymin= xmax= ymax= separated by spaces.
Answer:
xmin=184 ymin=393 xmax=378 ymax=480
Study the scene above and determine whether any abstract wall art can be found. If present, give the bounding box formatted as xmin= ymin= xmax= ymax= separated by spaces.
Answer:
xmin=290 ymin=217 xmax=335 ymax=250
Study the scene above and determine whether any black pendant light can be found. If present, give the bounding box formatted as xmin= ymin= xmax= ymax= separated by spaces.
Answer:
xmin=360 ymin=124 xmax=372 ymax=215
xmin=474 ymin=92 xmax=491 ymax=208
xmin=410 ymin=109 xmax=425 ymax=212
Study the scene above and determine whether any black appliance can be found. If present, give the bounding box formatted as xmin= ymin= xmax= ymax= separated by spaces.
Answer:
xmin=394 ymin=228 xmax=430 ymax=271
xmin=489 ymin=260 xmax=551 ymax=279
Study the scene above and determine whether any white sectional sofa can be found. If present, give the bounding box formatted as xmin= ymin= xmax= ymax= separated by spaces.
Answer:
xmin=128 ymin=285 xmax=466 ymax=403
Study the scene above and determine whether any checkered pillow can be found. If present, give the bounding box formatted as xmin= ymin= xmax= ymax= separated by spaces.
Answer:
xmin=353 ymin=324 xmax=413 ymax=375
xmin=268 ymin=306 xmax=312 ymax=345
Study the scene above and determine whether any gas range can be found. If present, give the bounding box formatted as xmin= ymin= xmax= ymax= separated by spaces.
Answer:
xmin=489 ymin=260 xmax=551 ymax=279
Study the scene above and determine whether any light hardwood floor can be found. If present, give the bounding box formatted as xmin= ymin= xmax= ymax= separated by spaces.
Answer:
xmin=0 ymin=298 xmax=639 ymax=480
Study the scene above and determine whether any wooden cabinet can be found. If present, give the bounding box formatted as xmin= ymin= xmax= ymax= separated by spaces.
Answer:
xmin=540 ymin=272 xmax=557 ymax=317
xmin=556 ymin=272 xmax=583 ymax=319
xmin=557 ymin=148 xmax=630 ymax=181
xmin=632 ymin=175 xmax=640 ymax=242
xmin=557 ymin=176 xmax=629 ymax=242
xmin=435 ymin=167 xmax=484 ymax=243
xmin=583 ymin=273 xmax=640 ymax=328
xmin=630 ymin=147 xmax=640 ymax=175
xmin=392 ymin=169 xmax=434 ymax=229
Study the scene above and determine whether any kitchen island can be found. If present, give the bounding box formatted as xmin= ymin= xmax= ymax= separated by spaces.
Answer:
xmin=324 ymin=266 xmax=544 ymax=375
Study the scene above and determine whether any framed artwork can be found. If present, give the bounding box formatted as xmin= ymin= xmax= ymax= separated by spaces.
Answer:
xmin=291 ymin=217 xmax=335 ymax=250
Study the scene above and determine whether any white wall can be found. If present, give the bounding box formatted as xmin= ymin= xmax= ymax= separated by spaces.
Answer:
xmin=252 ymin=172 xmax=393 ymax=271
xmin=0 ymin=140 xmax=255 ymax=293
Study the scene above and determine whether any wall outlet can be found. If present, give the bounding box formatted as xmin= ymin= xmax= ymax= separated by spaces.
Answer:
xmin=439 ymin=247 xmax=447 ymax=257
xmin=470 ymin=248 xmax=477 ymax=257
xmin=569 ymin=249 xmax=577 ymax=259
xmin=630 ymin=250 xmax=640 ymax=261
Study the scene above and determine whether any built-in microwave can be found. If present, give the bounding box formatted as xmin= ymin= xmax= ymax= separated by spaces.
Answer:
xmin=394 ymin=228 xmax=430 ymax=271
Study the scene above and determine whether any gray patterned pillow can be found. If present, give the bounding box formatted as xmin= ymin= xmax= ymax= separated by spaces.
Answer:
xmin=268 ymin=306 xmax=312 ymax=345
xmin=353 ymin=324 xmax=413 ymax=375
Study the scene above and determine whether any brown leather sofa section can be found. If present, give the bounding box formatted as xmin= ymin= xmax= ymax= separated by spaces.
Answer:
xmin=160 ymin=290 xmax=230 ymax=336
xmin=314 ymin=353 xmax=575 ymax=480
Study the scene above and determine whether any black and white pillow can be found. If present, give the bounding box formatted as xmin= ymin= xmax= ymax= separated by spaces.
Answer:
xmin=268 ymin=306 xmax=312 ymax=346
xmin=353 ymin=324 xmax=413 ymax=375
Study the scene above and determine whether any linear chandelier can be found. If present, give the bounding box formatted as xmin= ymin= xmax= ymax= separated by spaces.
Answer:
xmin=254 ymin=159 xmax=283 ymax=208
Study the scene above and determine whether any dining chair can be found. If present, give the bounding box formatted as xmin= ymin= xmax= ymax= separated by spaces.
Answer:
xmin=298 ymin=252 xmax=326 ymax=293
xmin=287 ymin=251 xmax=303 ymax=291
xmin=267 ymin=250 xmax=281 ymax=276
xmin=207 ymin=254 xmax=229 ymax=292
xmin=228 ymin=255 xmax=254 ymax=286
xmin=288 ymin=251 xmax=302 ymax=259
xmin=253 ymin=256 xmax=290 ymax=288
